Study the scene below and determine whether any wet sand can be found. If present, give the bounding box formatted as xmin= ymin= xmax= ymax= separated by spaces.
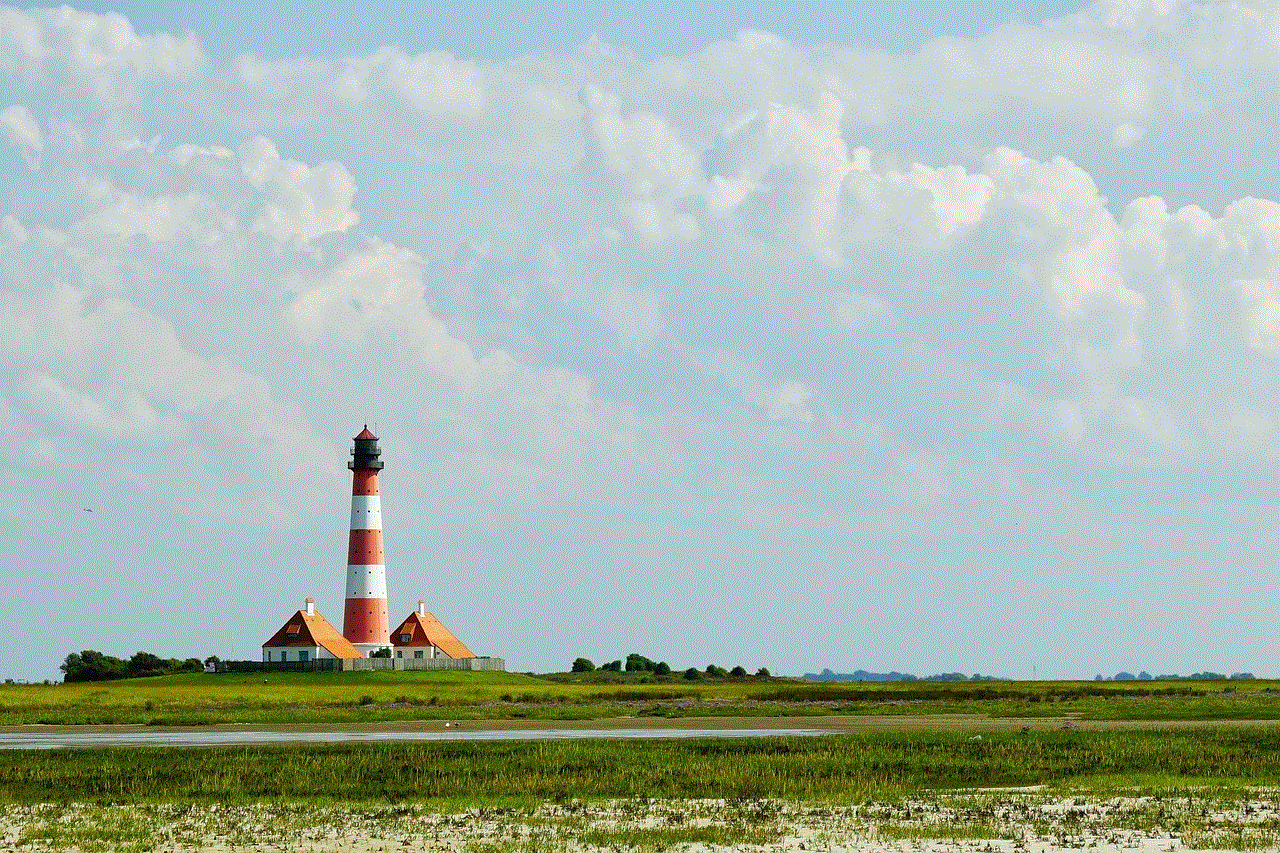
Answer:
xmin=6 ymin=712 xmax=1280 ymax=749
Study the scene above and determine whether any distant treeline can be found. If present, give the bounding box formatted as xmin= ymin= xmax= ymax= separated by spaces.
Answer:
xmin=805 ymin=669 xmax=1002 ymax=682
xmin=572 ymin=654 xmax=770 ymax=679
xmin=1095 ymin=671 xmax=1256 ymax=681
xmin=804 ymin=668 xmax=1260 ymax=683
xmin=60 ymin=650 xmax=215 ymax=682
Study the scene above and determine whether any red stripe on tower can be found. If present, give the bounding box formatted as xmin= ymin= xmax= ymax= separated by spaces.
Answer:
xmin=343 ymin=425 xmax=390 ymax=653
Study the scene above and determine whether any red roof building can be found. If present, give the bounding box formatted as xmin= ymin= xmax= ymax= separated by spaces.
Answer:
xmin=262 ymin=598 xmax=365 ymax=662
xmin=391 ymin=601 xmax=476 ymax=660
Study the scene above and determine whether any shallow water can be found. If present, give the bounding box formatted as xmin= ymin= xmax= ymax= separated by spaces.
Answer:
xmin=0 ymin=725 xmax=831 ymax=749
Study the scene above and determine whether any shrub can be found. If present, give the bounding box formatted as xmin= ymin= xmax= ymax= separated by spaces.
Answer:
xmin=625 ymin=653 xmax=657 ymax=672
xmin=683 ymin=667 xmax=702 ymax=680
xmin=571 ymin=657 xmax=596 ymax=673
xmin=60 ymin=650 xmax=126 ymax=682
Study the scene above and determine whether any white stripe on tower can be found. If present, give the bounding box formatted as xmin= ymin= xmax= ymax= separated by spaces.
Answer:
xmin=343 ymin=426 xmax=390 ymax=650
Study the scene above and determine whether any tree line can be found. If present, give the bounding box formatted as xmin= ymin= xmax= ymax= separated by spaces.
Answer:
xmin=1095 ymin=671 xmax=1256 ymax=681
xmin=806 ymin=668 xmax=1002 ymax=682
xmin=60 ymin=650 xmax=215 ymax=682
xmin=571 ymin=653 xmax=770 ymax=679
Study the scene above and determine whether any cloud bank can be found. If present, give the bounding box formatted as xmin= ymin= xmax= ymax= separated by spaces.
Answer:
xmin=2 ymin=1 xmax=1279 ymax=681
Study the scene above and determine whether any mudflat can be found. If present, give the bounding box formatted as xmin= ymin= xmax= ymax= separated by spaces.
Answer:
xmin=4 ymin=794 xmax=1275 ymax=853
xmin=8 ymin=711 xmax=1280 ymax=742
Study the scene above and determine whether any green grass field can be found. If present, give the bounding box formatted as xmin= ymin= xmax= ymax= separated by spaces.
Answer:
xmin=3 ymin=728 xmax=1280 ymax=806
xmin=4 ymin=671 xmax=1280 ymax=726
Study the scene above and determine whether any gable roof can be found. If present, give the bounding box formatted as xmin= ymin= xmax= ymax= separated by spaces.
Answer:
xmin=263 ymin=608 xmax=365 ymax=659
xmin=390 ymin=609 xmax=476 ymax=659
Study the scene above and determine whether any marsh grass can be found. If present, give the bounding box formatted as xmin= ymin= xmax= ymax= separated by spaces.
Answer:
xmin=6 ymin=729 xmax=1280 ymax=807
xmin=1184 ymin=826 xmax=1280 ymax=850
xmin=578 ymin=824 xmax=784 ymax=847
xmin=16 ymin=804 xmax=158 ymax=852
xmin=876 ymin=822 xmax=1005 ymax=841
xmin=6 ymin=673 xmax=1280 ymax=726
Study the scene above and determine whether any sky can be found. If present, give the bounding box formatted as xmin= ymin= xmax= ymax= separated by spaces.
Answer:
xmin=2 ymin=1 xmax=1279 ymax=683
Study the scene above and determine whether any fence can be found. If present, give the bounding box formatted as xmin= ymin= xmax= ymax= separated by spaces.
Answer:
xmin=217 ymin=656 xmax=506 ymax=674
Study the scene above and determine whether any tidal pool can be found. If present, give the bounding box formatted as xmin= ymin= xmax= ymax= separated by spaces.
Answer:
xmin=0 ymin=724 xmax=831 ymax=749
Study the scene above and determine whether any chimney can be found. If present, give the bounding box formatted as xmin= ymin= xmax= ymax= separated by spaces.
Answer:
xmin=418 ymin=599 xmax=425 ymax=616
xmin=306 ymin=597 xmax=315 ymax=616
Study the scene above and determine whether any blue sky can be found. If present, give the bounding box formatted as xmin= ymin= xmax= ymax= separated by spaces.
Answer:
xmin=3 ymin=1 xmax=1279 ymax=683
xmin=68 ymin=2 xmax=1087 ymax=62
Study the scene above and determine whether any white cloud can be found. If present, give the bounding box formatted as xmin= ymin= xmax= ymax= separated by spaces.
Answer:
xmin=1112 ymin=122 xmax=1146 ymax=148
xmin=238 ymin=136 xmax=357 ymax=244
xmin=580 ymin=86 xmax=703 ymax=242
xmin=765 ymin=380 xmax=814 ymax=423
xmin=6 ymin=3 xmax=1280 ymax=681
xmin=707 ymin=350 xmax=815 ymax=424
xmin=0 ymin=103 xmax=42 ymax=167
xmin=0 ymin=275 xmax=335 ymax=527
xmin=705 ymin=92 xmax=853 ymax=262
xmin=0 ymin=5 xmax=207 ymax=132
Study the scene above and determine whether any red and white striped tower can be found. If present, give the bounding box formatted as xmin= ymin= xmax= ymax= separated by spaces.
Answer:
xmin=343 ymin=426 xmax=390 ymax=655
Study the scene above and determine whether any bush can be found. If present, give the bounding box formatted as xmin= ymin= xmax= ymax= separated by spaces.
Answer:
xmin=62 ymin=649 xmax=221 ymax=682
xmin=755 ymin=667 xmax=770 ymax=677
xmin=705 ymin=664 xmax=728 ymax=677
xmin=654 ymin=661 xmax=671 ymax=676
xmin=599 ymin=660 xmax=623 ymax=672
xmin=571 ymin=657 xmax=595 ymax=673
xmin=683 ymin=667 xmax=702 ymax=680
xmin=730 ymin=665 xmax=747 ymax=677
xmin=625 ymin=653 xmax=657 ymax=672
xmin=61 ymin=650 xmax=126 ymax=682
xmin=126 ymin=651 xmax=166 ymax=678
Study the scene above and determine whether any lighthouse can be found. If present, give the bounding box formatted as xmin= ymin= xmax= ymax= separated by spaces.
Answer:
xmin=343 ymin=426 xmax=390 ymax=655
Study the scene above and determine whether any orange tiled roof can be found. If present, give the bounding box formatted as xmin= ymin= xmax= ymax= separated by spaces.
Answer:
xmin=263 ymin=608 xmax=365 ymax=659
xmin=390 ymin=609 xmax=475 ymax=659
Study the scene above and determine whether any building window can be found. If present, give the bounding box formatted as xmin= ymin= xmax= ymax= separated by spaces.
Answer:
xmin=399 ymin=633 xmax=412 ymax=643
xmin=414 ymin=650 xmax=423 ymax=659
xmin=280 ymin=651 xmax=287 ymax=662
xmin=299 ymin=650 xmax=309 ymax=661
xmin=396 ymin=651 xmax=402 ymax=658
xmin=265 ymin=651 xmax=272 ymax=662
